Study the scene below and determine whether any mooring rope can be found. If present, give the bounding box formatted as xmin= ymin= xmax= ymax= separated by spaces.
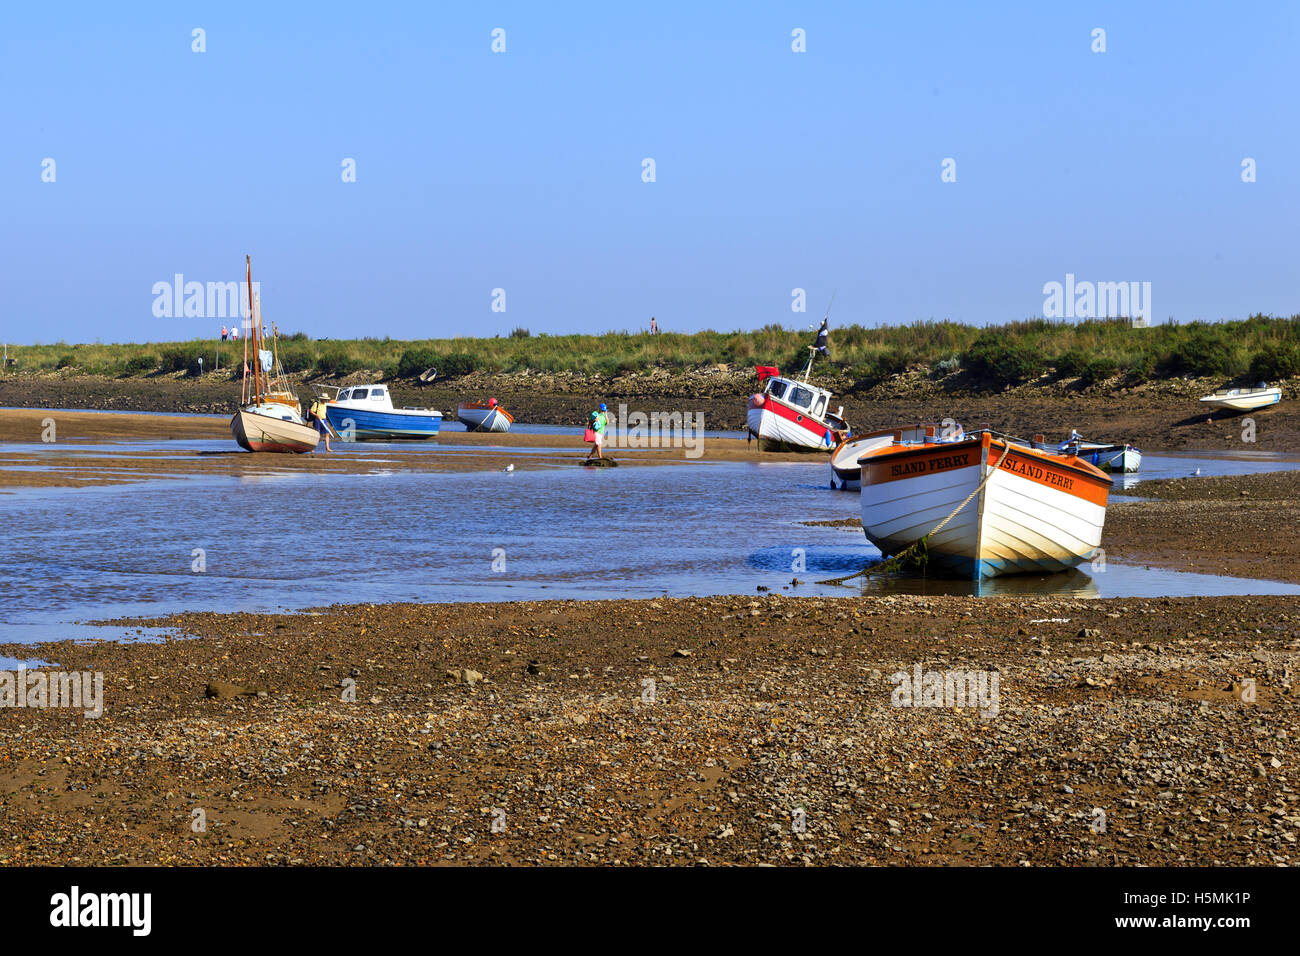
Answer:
xmin=817 ymin=441 xmax=1012 ymax=586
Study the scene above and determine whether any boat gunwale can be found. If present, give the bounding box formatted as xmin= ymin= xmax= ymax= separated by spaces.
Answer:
xmin=858 ymin=432 xmax=1114 ymax=488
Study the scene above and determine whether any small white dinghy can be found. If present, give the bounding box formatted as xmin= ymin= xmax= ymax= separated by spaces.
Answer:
xmin=830 ymin=423 xmax=963 ymax=490
xmin=1199 ymin=384 xmax=1282 ymax=413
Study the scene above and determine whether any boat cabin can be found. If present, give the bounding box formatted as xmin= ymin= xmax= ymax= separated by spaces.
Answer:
xmin=333 ymin=385 xmax=395 ymax=410
xmin=761 ymin=375 xmax=848 ymax=430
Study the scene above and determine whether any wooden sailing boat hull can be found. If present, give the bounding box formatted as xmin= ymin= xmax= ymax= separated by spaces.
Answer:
xmin=231 ymin=408 xmax=320 ymax=454
xmin=858 ymin=433 xmax=1111 ymax=579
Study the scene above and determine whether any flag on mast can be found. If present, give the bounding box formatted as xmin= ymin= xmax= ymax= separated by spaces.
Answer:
xmin=812 ymin=317 xmax=830 ymax=358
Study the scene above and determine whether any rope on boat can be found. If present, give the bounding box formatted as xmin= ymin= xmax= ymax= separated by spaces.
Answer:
xmin=817 ymin=442 xmax=1012 ymax=586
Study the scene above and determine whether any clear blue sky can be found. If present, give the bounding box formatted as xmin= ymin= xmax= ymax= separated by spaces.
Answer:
xmin=3 ymin=1 xmax=1297 ymax=344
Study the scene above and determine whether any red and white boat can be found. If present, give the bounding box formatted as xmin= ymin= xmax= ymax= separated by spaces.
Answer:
xmin=858 ymin=430 xmax=1112 ymax=579
xmin=747 ymin=366 xmax=850 ymax=452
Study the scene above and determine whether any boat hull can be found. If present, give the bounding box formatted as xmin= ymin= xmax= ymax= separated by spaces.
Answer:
xmin=1091 ymin=446 xmax=1141 ymax=473
xmin=1069 ymin=442 xmax=1142 ymax=473
xmin=1199 ymin=390 xmax=1282 ymax=412
xmin=457 ymin=404 xmax=512 ymax=432
xmin=859 ymin=434 xmax=1111 ymax=579
xmin=747 ymin=402 xmax=834 ymax=453
xmin=325 ymin=405 xmax=441 ymax=441
xmin=231 ymin=408 xmax=320 ymax=454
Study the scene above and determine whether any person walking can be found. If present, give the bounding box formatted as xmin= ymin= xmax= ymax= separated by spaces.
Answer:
xmin=650 ymin=316 xmax=658 ymax=335
xmin=221 ymin=325 xmax=229 ymax=341
xmin=308 ymin=397 xmax=332 ymax=452
xmin=585 ymin=402 xmax=609 ymax=461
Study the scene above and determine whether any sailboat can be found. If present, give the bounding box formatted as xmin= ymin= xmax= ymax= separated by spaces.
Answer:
xmin=229 ymin=256 xmax=320 ymax=454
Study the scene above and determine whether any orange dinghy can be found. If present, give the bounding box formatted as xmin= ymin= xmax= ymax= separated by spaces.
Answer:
xmin=857 ymin=430 xmax=1112 ymax=580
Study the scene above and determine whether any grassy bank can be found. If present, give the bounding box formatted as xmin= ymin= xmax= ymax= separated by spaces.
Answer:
xmin=7 ymin=314 xmax=1300 ymax=389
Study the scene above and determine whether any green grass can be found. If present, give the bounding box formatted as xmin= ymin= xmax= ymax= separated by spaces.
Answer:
xmin=7 ymin=314 xmax=1299 ymax=388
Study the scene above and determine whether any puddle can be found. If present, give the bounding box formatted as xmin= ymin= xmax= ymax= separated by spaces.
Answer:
xmin=0 ymin=655 xmax=54 ymax=668
xmin=1 ymin=621 xmax=180 ymax=646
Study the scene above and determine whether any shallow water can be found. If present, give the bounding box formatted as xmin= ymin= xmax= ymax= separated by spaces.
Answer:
xmin=1110 ymin=449 xmax=1300 ymax=490
xmin=3 ymin=446 xmax=1299 ymax=642
xmin=0 ymin=654 xmax=53 ymax=668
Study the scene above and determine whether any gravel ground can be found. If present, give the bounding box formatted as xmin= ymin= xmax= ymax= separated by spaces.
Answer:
xmin=1107 ymin=471 xmax=1300 ymax=582
xmin=2 ymin=593 xmax=1296 ymax=866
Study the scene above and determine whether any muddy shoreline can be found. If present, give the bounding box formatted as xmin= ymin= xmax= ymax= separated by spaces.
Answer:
xmin=2 ymin=371 xmax=1295 ymax=451
xmin=0 ymin=408 xmax=811 ymax=490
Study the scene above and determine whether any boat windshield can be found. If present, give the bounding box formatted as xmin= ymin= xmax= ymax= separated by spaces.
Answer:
xmin=787 ymin=385 xmax=813 ymax=409
xmin=767 ymin=379 xmax=787 ymax=400
xmin=353 ymin=388 xmax=369 ymax=399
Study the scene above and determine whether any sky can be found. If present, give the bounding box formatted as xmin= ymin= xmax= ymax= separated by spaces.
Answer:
xmin=2 ymin=1 xmax=1297 ymax=344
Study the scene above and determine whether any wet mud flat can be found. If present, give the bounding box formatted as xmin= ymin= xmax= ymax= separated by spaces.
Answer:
xmin=1107 ymin=470 xmax=1300 ymax=582
xmin=4 ymin=372 xmax=1298 ymax=451
xmin=0 ymin=409 xmax=810 ymax=490
xmin=1 ymin=593 xmax=1296 ymax=866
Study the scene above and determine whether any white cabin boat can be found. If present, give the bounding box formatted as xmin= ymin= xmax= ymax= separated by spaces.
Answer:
xmin=1198 ymin=384 xmax=1282 ymax=413
xmin=858 ymin=430 xmax=1112 ymax=579
xmin=748 ymin=369 xmax=850 ymax=453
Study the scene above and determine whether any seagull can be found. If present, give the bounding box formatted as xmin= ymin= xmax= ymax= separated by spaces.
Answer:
xmin=1193 ymin=467 xmax=1201 ymax=476
xmin=504 ymin=463 xmax=514 ymax=473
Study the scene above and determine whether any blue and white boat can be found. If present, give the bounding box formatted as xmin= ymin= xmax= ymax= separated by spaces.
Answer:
xmin=1058 ymin=431 xmax=1141 ymax=473
xmin=321 ymin=384 xmax=442 ymax=441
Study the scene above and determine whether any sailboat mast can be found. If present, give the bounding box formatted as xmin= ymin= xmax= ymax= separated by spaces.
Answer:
xmin=246 ymin=255 xmax=261 ymax=405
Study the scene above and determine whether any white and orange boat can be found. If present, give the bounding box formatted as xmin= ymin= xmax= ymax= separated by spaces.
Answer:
xmin=858 ymin=429 xmax=1112 ymax=579
xmin=229 ymin=255 xmax=320 ymax=454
